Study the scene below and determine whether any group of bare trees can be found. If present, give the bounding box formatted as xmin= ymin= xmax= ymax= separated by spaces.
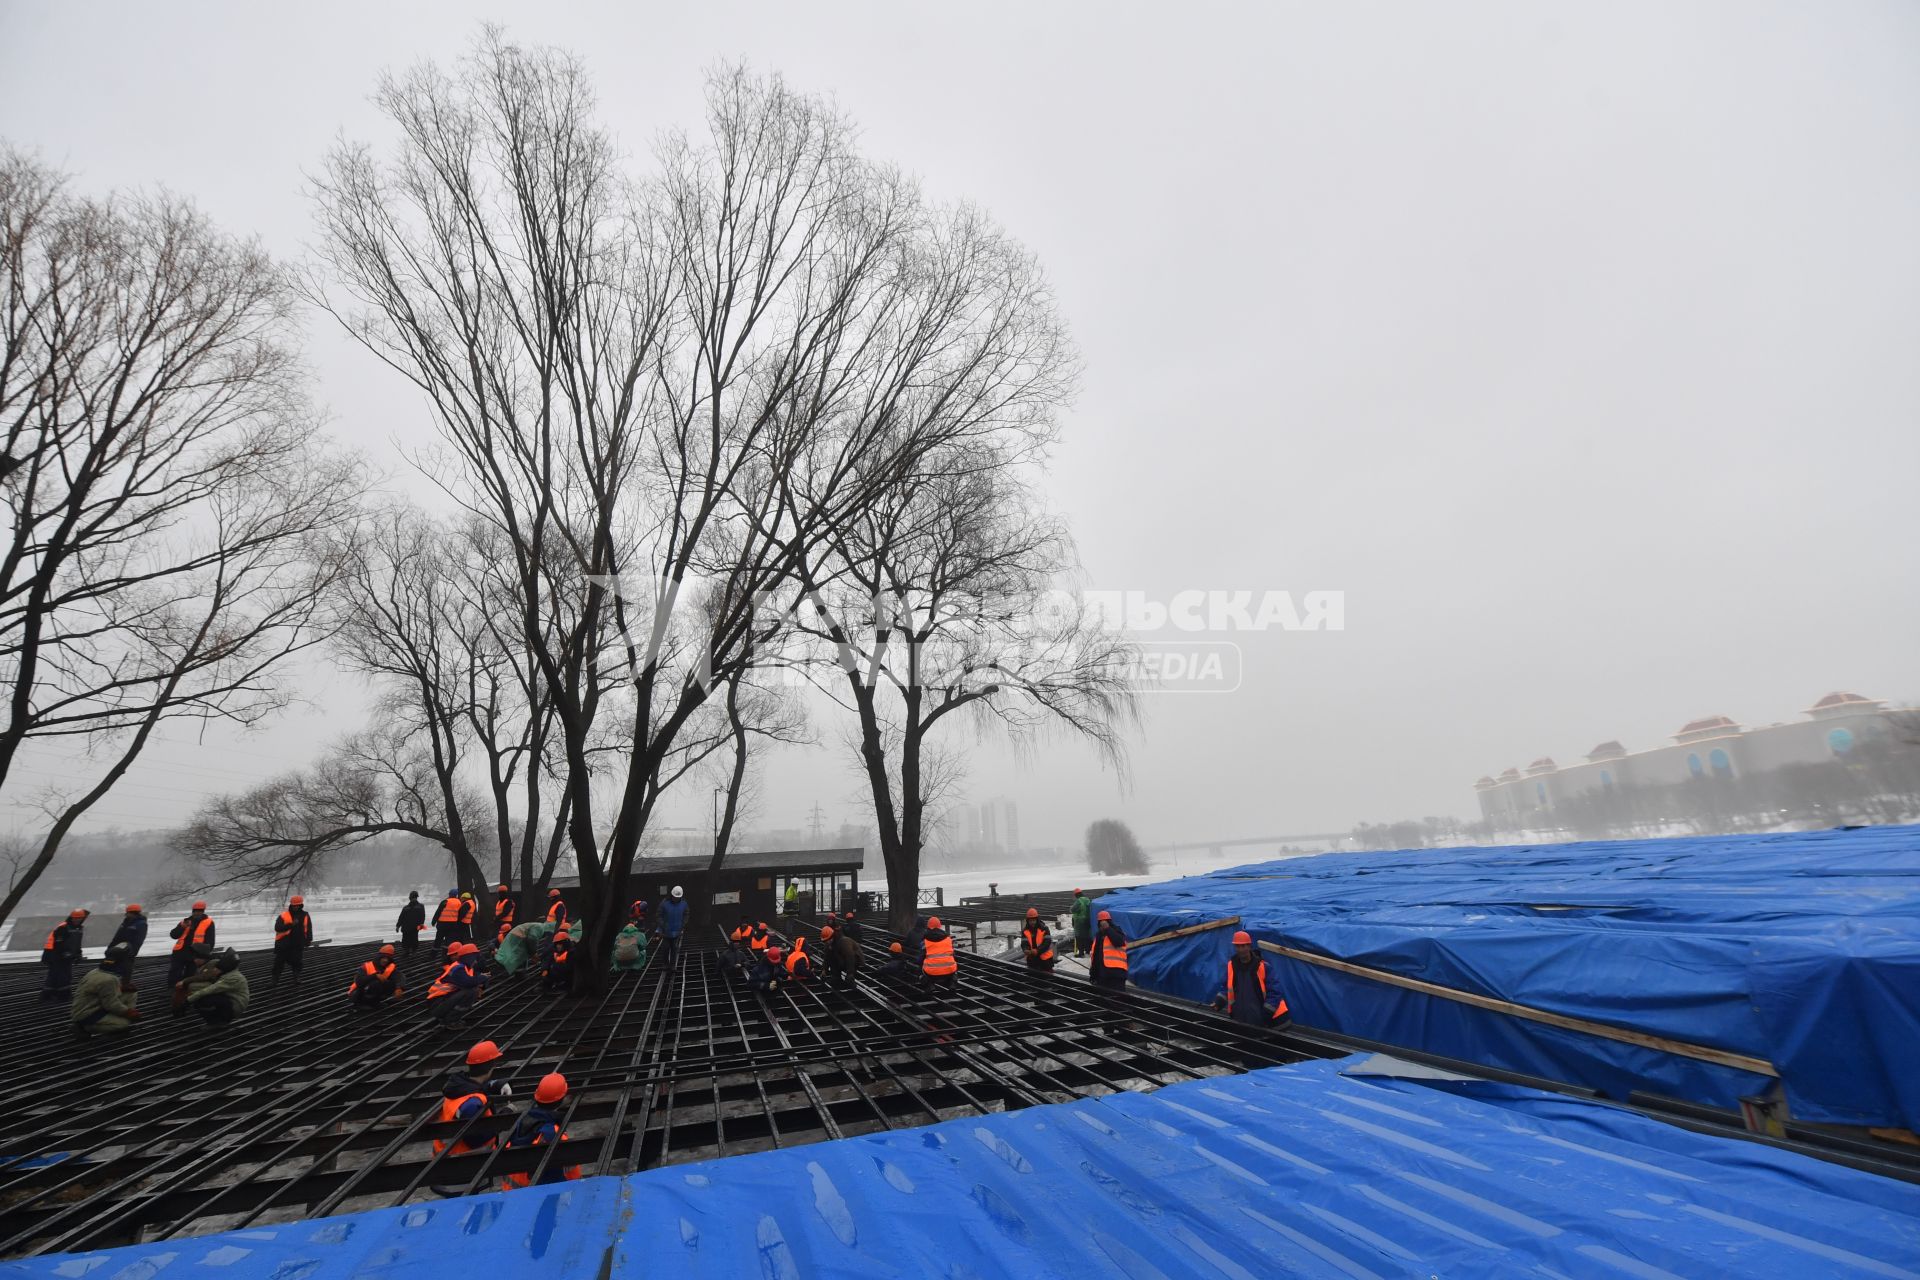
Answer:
xmin=1 ymin=31 xmax=1137 ymax=975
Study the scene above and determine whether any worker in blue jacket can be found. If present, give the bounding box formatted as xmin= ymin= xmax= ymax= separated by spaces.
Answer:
xmin=1211 ymin=931 xmax=1291 ymax=1027
xmin=657 ymin=885 xmax=689 ymax=970
xmin=107 ymin=904 xmax=148 ymax=981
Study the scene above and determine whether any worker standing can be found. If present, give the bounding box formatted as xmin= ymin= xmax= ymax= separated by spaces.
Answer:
xmin=428 ymin=943 xmax=489 ymax=1026
xmin=186 ymin=950 xmax=250 ymax=1028
xmin=1071 ymin=889 xmax=1092 ymax=957
xmin=1089 ymin=910 xmax=1129 ymax=991
xmin=435 ymin=1040 xmax=511 ymax=1157
xmin=542 ymin=929 xmax=575 ymax=992
xmin=397 ymin=891 xmax=426 ymax=953
xmin=40 ymin=909 xmax=89 ymax=1001
xmin=167 ymin=901 xmax=216 ymax=986
xmin=271 ymin=895 xmax=315 ymax=985
xmin=1020 ymin=908 xmax=1057 ymax=975
xmin=820 ymin=923 xmax=862 ymax=989
xmin=657 ymin=885 xmax=688 ymax=970
xmin=456 ymin=892 xmax=477 ymax=943
xmin=107 ymin=904 xmax=148 ymax=982
xmin=494 ymin=884 xmax=517 ymax=946
xmin=349 ymin=944 xmax=404 ymax=1008
xmin=70 ymin=943 xmax=140 ymax=1036
xmin=1211 ymin=931 xmax=1291 ymax=1027
xmin=434 ymin=890 xmax=463 ymax=948
xmin=920 ymin=916 xmax=958 ymax=993
xmin=544 ymin=888 xmax=569 ymax=929
xmin=499 ymin=1073 xmax=582 ymax=1190
xmin=783 ymin=881 xmax=799 ymax=916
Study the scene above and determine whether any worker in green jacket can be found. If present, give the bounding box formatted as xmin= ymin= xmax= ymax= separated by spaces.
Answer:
xmin=1071 ymin=889 xmax=1092 ymax=956
xmin=186 ymin=950 xmax=250 ymax=1027
xmin=610 ymin=922 xmax=648 ymax=973
xmin=71 ymin=943 xmax=141 ymax=1036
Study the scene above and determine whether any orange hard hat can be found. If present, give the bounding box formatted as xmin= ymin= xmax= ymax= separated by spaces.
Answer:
xmin=1097 ymin=910 xmax=1112 ymax=922
xmin=192 ymin=901 xmax=208 ymax=911
xmin=927 ymin=916 xmax=942 ymax=930
xmin=127 ymin=903 xmax=143 ymax=913
xmin=1025 ymin=907 xmax=1039 ymax=918
xmin=466 ymin=1040 xmax=503 ymax=1067
xmin=462 ymin=942 xmax=483 ymax=957
xmin=1232 ymin=930 xmax=1252 ymax=946
xmin=820 ymin=924 xmax=835 ymax=939
xmin=379 ymin=944 xmax=396 ymax=957
xmin=889 ymin=941 xmax=903 ymax=954
xmin=548 ymin=888 xmax=562 ymax=898
xmin=289 ymin=895 xmax=304 ymax=906
xmin=1074 ymin=888 xmax=1083 ymax=895
xmin=496 ymin=884 xmax=509 ymax=893
xmin=69 ymin=908 xmax=88 ymax=919
xmin=534 ymin=1072 xmax=568 ymax=1105
xmin=554 ymin=929 xmax=569 ymax=940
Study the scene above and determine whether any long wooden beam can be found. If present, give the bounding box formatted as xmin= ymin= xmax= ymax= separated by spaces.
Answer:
xmin=1131 ymin=916 xmax=1241 ymax=948
xmin=1259 ymin=941 xmax=1779 ymax=1078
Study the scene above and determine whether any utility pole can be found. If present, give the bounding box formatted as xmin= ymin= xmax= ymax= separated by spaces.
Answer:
xmin=807 ymin=802 xmax=826 ymax=847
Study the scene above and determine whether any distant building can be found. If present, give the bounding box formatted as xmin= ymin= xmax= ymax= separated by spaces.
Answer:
xmin=1475 ymin=691 xmax=1903 ymax=825
xmin=979 ymin=797 xmax=1020 ymax=855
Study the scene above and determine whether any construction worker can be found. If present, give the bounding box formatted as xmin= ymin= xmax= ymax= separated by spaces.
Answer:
xmin=186 ymin=950 xmax=249 ymax=1028
xmin=904 ymin=915 xmax=930 ymax=967
xmin=71 ymin=943 xmax=140 ymax=1036
xmin=172 ymin=946 xmax=224 ymax=1016
xmin=748 ymin=945 xmax=787 ymax=995
xmin=1089 ymin=910 xmax=1129 ymax=991
xmin=397 ymin=891 xmax=426 ymax=953
xmin=496 ymin=919 xmax=554 ymax=977
xmin=1021 ymin=908 xmax=1057 ymax=975
xmin=838 ymin=908 xmax=860 ymax=946
xmin=820 ymin=922 xmax=862 ymax=990
xmin=544 ymin=888 xmax=568 ymax=929
xmin=494 ymin=884 xmax=517 ymax=945
xmin=783 ymin=881 xmax=799 ymax=916
xmin=349 ymin=944 xmax=404 ymax=1008
xmin=428 ymin=942 xmax=489 ymax=1026
xmin=611 ymin=921 xmax=648 ymax=973
xmin=1212 ymin=931 xmax=1291 ymax=1027
xmin=1071 ymin=889 xmax=1092 ymax=957
xmin=748 ymin=921 xmax=771 ymax=957
xmin=784 ymin=933 xmax=815 ymax=981
xmin=434 ymin=889 xmax=463 ymax=947
xmin=658 ymin=885 xmax=688 ymax=970
xmin=271 ymin=895 xmax=314 ymax=984
xmin=435 ymin=1040 xmax=510 ymax=1157
xmin=456 ymin=891 xmax=477 ymax=943
xmin=542 ymin=929 xmax=575 ymax=992
xmin=629 ymin=898 xmax=649 ymax=928
xmin=878 ymin=940 xmax=911 ymax=978
xmin=499 ymin=1072 xmax=582 ymax=1190
xmin=920 ymin=916 xmax=958 ymax=992
xmin=40 ymin=908 xmax=88 ymax=1001
xmin=167 ymin=901 xmax=215 ymax=985
xmin=107 ymin=904 xmax=148 ymax=981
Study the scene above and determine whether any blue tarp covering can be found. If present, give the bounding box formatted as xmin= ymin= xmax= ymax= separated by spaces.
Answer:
xmin=1104 ymin=825 xmax=1920 ymax=1127
xmin=9 ymin=1055 xmax=1919 ymax=1279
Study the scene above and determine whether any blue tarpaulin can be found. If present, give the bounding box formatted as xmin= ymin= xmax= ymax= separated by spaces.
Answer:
xmin=7 ymin=1055 xmax=1918 ymax=1279
xmin=1104 ymin=825 xmax=1920 ymax=1128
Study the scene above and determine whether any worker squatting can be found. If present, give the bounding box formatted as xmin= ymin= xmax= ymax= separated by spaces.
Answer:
xmin=45 ymin=882 xmax=1289 ymax=1196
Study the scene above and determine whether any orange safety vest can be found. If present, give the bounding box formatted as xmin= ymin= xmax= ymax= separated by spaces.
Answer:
xmin=436 ymin=896 xmax=463 ymax=925
xmin=275 ymin=910 xmax=309 ymax=944
xmin=434 ymin=1092 xmax=493 ymax=1156
xmin=499 ymin=1118 xmax=582 ymax=1190
xmin=784 ymin=939 xmax=810 ymax=976
xmin=1095 ymin=931 xmax=1128 ymax=973
xmin=428 ymin=961 xmax=461 ymax=999
xmin=42 ymin=923 xmax=68 ymax=952
xmin=730 ymin=924 xmax=752 ymax=945
xmin=496 ymin=896 xmax=516 ymax=927
xmin=546 ymin=899 xmax=568 ymax=926
xmin=349 ymin=960 xmax=399 ymax=996
xmin=749 ymin=928 xmax=769 ymax=953
xmin=921 ymin=934 xmax=957 ymax=977
xmin=457 ymin=899 xmax=476 ymax=925
xmin=1226 ymin=957 xmax=1288 ymax=1020
xmin=172 ymin=916 xmax=213 ymax=953
xmin=1022 ymin=926 xmax=1054 ymax=962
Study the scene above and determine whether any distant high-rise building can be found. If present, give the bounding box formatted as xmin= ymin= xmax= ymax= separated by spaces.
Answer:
xmin=980 ymin=797 xmax=1020 ymax=855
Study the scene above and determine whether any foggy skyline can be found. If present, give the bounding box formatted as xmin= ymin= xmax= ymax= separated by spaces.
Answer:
xmin=2 ymin=0 xmax=1916 ymax=852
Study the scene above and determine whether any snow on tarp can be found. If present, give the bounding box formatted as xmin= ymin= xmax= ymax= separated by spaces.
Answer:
xmin=10 ymin=1056 xmax=1920 ymax=1279
xmin=1103 ymin=824 xmax=1920 ymax=1128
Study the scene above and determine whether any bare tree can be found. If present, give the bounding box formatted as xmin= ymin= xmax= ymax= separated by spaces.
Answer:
xmin=0 ymin=148 xmax=360 ymax=927
xmin=797 ymin=462 xmax=1137 ymax=928
xmin=1086 ymin=818 xmax=1148 ymax=875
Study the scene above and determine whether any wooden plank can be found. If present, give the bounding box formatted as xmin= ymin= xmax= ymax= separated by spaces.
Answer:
xmin=1131 ymin=916 xmax=1241 ymax=948
xmin=1259 ymin=941 xmax=1778 ymax=1078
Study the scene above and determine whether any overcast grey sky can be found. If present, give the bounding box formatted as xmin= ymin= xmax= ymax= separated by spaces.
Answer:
xmin=3 ymin=1 xmax=1916 ymax=851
